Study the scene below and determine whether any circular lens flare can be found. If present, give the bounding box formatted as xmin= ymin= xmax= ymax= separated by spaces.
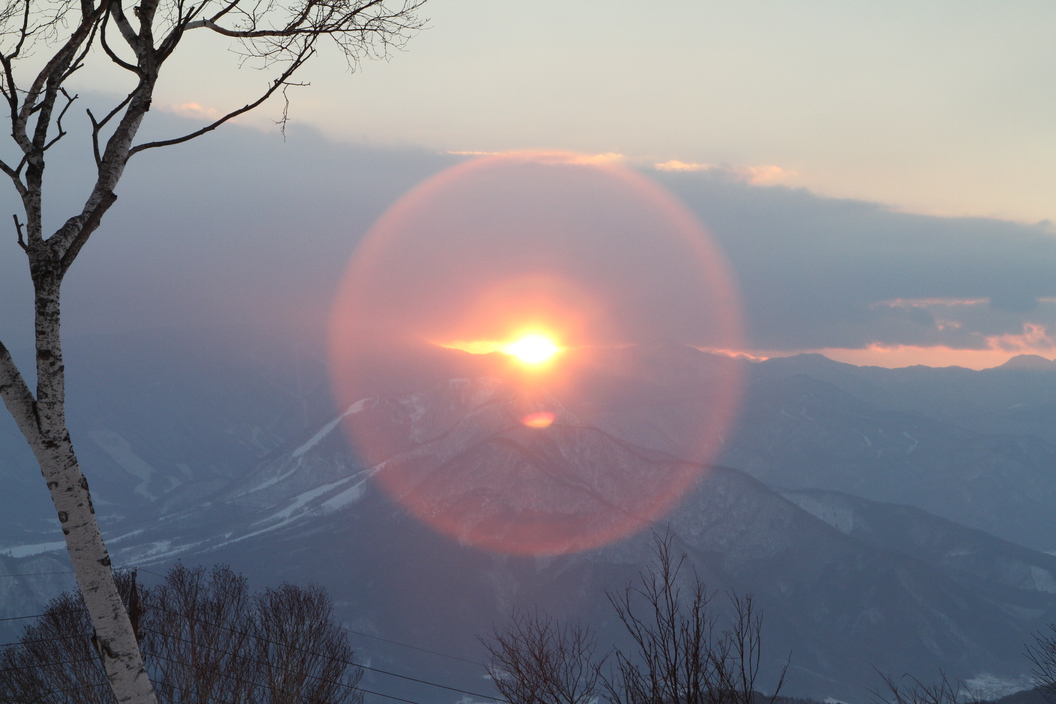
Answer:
xmin=328 ymin=150 xmax=744 ymax=556
xmin=503 ymin=334 xmax=560 ymax=365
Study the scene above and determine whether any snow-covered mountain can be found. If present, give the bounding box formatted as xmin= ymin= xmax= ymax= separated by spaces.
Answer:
xmin=4 ymin=329 xmax=1056 ymax=702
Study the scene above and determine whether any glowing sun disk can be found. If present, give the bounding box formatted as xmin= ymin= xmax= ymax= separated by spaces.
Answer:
xmin=503 ymin=334 xmax=560 ymax=365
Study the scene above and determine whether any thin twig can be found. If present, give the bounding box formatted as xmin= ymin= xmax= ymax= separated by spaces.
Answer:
xmin=13 ymin=214 xmax=25 ymax=251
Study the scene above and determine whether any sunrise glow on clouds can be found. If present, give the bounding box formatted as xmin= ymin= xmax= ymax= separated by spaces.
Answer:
xmin=653 ymin=161 xmax=798 ymax=185
xmin=792 ymin=322 xmax=1056 ymax=371
xmin=163 ymin=102 xmax=222 ymax=120
xmin=813 ymin=340 xmax=1055 ymax=371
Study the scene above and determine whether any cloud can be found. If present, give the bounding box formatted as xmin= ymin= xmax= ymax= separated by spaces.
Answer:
xmin=656 ymin=169 xmax=1056 ymax=353
xmin=815 ymin=322 xmax=1056 ymax=370
xmin=654 ymin=160 xmax=712 ymax=172
xmin=162 ymin=102 xmax=222 ymax=120
xmin=654 ymin=161 xmax=797 ymax=184
xmin=5 ymin=114 xmax=1055 ymax=372
xmin=986 ymin=322 xmax=1056 ymax=353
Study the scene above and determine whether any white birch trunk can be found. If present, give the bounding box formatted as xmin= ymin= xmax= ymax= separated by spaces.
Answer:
xmin=0 ymin=278 xmax=159 ymax=704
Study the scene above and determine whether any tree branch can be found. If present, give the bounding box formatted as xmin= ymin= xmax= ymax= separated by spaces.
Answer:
xmin=13 ymin=213 xmax=26 ymax=251
xmin=3 ymin=0 xmax=35 ymax=65
xmin=57 ymin=191 xmax=117 ymax=275
xmin=15 ymin=5 xmax=105 ymax=152
xmin=40 ymin=89 xmax=77 ymax=153
xmin=87 ymin=92 xmax=136 ymax=167
xmin=99 ymin=6 xmax=143 ymax=74
xmin=128 ymin=46 xmax=313 ymax=155
xmin=0 ymin=338 xmax=40 ymax=447
xmin=108 ymin=0 xmax=140 ymax=51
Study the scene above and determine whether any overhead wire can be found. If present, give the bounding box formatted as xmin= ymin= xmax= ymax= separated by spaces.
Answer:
xmin=0 ymin=565 xmax=504 ymax=703
xmin=145 ymin=604 xmax=506 ymax=702
xmin=344 ymin=627 xmax=485 ymax=667
xmin=133 ymin=565 xmax=485 ymax=671
xmin=0 ymin=599 xmax=502 ymax=704
xmin=0 ymin=570 xmax=76 ymax=578
xmin=0 ymin=631 xmax=94 ymax=649
xmin=147 ymin=648 xmax=427 ymax=704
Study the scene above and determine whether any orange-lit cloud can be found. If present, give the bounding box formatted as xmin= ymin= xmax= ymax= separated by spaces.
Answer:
xmin=815 ymin=345 xmax=1025 ymax=370
xmin=734 ymin=165 xmax=797 ymax=184
xmin=805 ymin=324 xmax=1056 ymax=369
xmin=163 ymin=102 xmax=222 ymax=120
xmin=695 ymin=347 xmax=772 ymax=362
xmin=986 ymin=323 xmax=1056 ymax=353
xmin=653 ymin=161 xmax=797 ymax=184
xmin=654 ymin=160 xmax=714 ymax=172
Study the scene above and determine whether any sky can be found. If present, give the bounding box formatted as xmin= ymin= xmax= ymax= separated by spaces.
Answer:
xmin=123 ymin=0 xmax=1056 ymax=224
xmin=2 ymin=1 xmax=1056 ymax=370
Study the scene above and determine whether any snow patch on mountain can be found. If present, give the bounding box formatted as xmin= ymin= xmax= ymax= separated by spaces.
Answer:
xmin=254 ymin=472 xmax=369 ymax=527
xmin=292 ymin=399 xmax=366 ymax=458
xmin=782 ymin=491 xmax=854 ymax=534
xmin=961 ymin=673 xmax=1033 ymax=700
xmin=87 ymin=429 xmax=156 ymax=499
xmin=1031 ymin=565 xmax=1056 ymax=593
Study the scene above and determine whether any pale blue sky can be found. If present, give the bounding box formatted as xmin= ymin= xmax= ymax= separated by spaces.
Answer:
xmin=74 ymin=0 xmax=1056 ymax=224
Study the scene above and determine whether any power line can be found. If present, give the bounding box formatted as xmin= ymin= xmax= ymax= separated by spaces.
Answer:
xmin=7 ymin=565 xmax=487 ymax=668
xmin=1 ymin=567 xmax=503 ymax=703
xmin=142 ymin=622 xmax=498 ymax=701
xmin=136 ymin=565 xmax=487 ymax=668
xmin=0 ymin=655 xmax=98 ymax=674
xmin=0 ymin=570 xmax=75 ymax=579
xmin=146 ymin=605 xmax=506 ymax=703
xmin=148 ymin=648 xmax=426 ymax=704
xmin=345 ymin=626 xmax=486 ymax=667
xmin=0 ymin=631 xmax=93 ymax=649
xmin=0 ymin=612 xmax=49 ymax=623
xmin=1 ymin=623 xmax=429 ymax=704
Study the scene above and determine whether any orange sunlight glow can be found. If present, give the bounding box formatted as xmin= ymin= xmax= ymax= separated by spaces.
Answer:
xmin=328 ymin=150 xmax=745 ymax=556
xmin=521 ymin=411 xmax=556 ymax=428
xmin=503 ymin=334 xmax=560 ymax=365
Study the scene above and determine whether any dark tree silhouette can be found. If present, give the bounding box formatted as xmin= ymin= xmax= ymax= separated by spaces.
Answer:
xmin=0 ymin=564 xmax=364 ymax=704
xmin=483 ymin=609 xmax=603 ymax=704
xmin=1028 ymin=625 xmax=1056 ymax=703
xmin=870 ymin=670 xmax=986 ymax=704
xmin=483 ymin=533 xmax=788 ymax=704
xmin=605 ymin=535 xmax=785 ymax=704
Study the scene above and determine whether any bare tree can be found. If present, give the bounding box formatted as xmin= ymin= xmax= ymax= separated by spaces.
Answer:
xmin=1028 ymin=625 xmax=1056 ymax=703
xmin=142 ymin=564 xmax=258 ymax=703
xmin=0 ymin=564 xmax=364 ymax=704
xmin=481 ymin=533 xmax=787 ymax=704
xmin=483 ymin=609 xmax=603 ymax=704
xmin=0 ymin=0 xmax=423 ymax=700
xmin=251 ymin=582 xmax=360 ymax=704
xmin=870 ymin=671 xmax=986 ymax=704
xmin=716 ymin=593 xmax=783 ymax=704
xmin=605 ymin=534 xmax=786 ymax=704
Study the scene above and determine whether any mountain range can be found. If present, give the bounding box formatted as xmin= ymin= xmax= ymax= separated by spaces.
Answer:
xmin=3 ymin=328 xmax=1056 ymax=702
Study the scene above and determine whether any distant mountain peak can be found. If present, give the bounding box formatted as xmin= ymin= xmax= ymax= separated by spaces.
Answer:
xmin=997 ymin=354 xmax=1056 ymax=371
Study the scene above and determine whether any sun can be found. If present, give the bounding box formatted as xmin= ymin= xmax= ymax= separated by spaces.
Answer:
xmin=502 ymin=334 xmax=560 ymax=365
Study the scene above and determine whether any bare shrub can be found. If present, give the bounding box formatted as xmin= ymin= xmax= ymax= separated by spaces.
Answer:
xmin=0 ymin=564 xmax=363 ymax=704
